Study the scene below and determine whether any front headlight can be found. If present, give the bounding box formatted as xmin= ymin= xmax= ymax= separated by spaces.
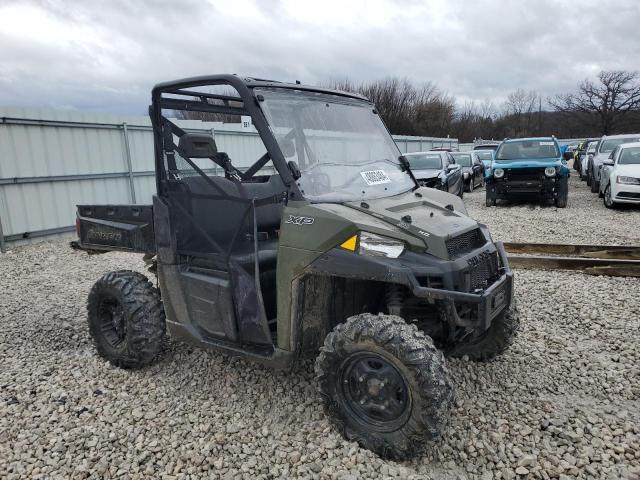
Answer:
xmin=350 ymin=232 xmax=405 ymax=258
xmin=493 ymin=168 xmax=504 ymax=178
xmin=545 ymin=167 xmax=557 ymax=177
xmin=617 ymin=176 xmax=640 ymax=185
xmin=463 ymin=172 xmax=470 ymax=179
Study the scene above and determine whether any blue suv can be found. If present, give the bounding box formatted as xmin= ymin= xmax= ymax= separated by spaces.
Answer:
xmin=485 ymin=137 xmax=570 ymax=208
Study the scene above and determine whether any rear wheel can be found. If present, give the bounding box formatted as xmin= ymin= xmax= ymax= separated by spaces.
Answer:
xmin=316 ymin=314 xmax=454 ymax=460
xmin=87 ymin=270 xmax=165 ymax=369
xmin=446 ymin=305 xmax=520 ymax=361
xmin=590 ymin=171 xmax=599 ymax=193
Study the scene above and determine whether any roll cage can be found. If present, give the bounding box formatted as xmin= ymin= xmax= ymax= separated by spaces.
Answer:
xmin=150 ymin=74 xmax=369 ymax=200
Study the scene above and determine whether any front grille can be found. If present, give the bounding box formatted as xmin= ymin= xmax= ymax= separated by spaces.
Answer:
xmin=617 ymin=192 xmax=640 ymax=199
xmin=468 ymin=251 xmax=500 ymax=290
xmin=446 ymin=229 xmax=486 ymax=258
xmin=503 ymin=167 xmax=546 ymax=182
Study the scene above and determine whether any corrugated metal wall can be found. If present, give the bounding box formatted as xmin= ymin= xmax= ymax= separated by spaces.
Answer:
xmin=0 ymin=108 xmax=457 ymax=251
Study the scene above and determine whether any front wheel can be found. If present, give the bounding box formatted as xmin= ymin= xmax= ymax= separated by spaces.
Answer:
xmin=604 ymin=184 xmax=616 ymax=209
xmin=315 ymin=314 xmax=454 ymax=460
xmin=555 ymin=177 xmax=568 ymax=208
xmin=87 ymin=270 xmax=166 ymax=369
xmin=486 ymin=191 xmax=496 ymax=207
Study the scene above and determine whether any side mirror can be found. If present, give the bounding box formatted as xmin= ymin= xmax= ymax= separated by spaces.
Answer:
xmin=603 ymin=159 xmax=614 ymax=166
xmin=287 ymin=160 xmax=302 ymax=180
xmin=177 ymin=133 xmax=218 ymax=158
xmin=398 ymin=155 xmax=411 ymax=171
xmin=447 ymin=164 xmax=458 ymax=171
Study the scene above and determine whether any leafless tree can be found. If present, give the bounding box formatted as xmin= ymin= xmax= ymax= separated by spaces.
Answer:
xmin=503 ymin=89 xmax=539 ymax=137
xmin=550 ymin=70 xmax=640 ymax=134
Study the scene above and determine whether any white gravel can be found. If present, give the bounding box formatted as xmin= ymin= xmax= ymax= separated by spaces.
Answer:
xmin=1 ymin=176 xmax=639 ymax=480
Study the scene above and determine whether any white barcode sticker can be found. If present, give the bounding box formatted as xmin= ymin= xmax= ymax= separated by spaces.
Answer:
xmin=360 ymin=169 xmax=391 ymax=185
xmin=540 ymin=141 xmax=555 ymax=146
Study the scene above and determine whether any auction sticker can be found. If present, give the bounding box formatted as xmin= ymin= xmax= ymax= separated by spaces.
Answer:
xmin=360 ymin=169 xmax=391 ymax=185
xmin=540 ymin=141 xmax=555 ymax=146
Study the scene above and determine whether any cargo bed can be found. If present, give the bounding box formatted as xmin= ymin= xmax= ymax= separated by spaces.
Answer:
xmin=76 ymin=204 xmax=155 ymax=254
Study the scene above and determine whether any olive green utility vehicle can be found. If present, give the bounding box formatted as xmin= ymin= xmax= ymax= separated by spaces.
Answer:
xmin=75 ymin=75 xmax=518 ymax=459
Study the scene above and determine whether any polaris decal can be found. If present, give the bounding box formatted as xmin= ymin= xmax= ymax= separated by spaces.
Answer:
xmin=285 ymin=215 xmax=315 ymax=226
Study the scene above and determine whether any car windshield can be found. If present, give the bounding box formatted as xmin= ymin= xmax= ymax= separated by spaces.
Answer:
xmin=405 ymin=153 xmax=442 ymax=170
xmin=587 ymin=142 xmax=597 ymax=153
xmin=600 ymin=137 xmax=640 ymax=153
xmin=495 ymin=140 xmax=560 ymax=160
xmin=474 ymin=151 xmax=493 ymax=161
xmin=619 ymin=146 xmax=640 ymax=165
xmin=452 ymin=153 xmax=472 ymax=167
xmin=474 ymin=145 xmax=498 ymax=151
xmin=256 ymin=88 xmax=414 ymax=202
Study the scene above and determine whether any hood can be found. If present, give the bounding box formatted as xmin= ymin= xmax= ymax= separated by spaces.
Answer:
xmin=411 ymin=168 xmax=441 ymax=179
xmin=329 ymin=188 xmax=480 ymax=259
xmin=614 ymin=164 xmax=640 ymax=177
xmin=492 ymin=158 xmax=561 ymax=168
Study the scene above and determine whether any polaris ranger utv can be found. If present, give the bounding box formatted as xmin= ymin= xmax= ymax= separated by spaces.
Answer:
xmin=75 ymin=75 xmax=518 ymax=460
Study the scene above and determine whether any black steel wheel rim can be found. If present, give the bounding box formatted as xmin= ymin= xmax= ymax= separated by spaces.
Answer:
xmin=98 ymin=297 xmax=126 ymax=348
xmin=338 ymin=352 xmax=410 ymax=430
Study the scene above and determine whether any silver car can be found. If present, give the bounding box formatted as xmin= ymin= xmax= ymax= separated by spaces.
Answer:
xmin=588 ymin=134 xmax=640 ymax=193
xmin=580 ymin=140 xmax=598 ymax=181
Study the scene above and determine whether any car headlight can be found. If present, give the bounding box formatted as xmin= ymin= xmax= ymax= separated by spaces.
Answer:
xmin=493 ymin=168 xmax=504 ymax=178
xmin=463 ymin=172 xmax=470 ymax=179
xmin=339 ymin=232 xmax=405 ymax=258
xmin=617 ymin=176 xmax=640 ymax=185
xmin=545 ymin=167 xmax=557 ymax=177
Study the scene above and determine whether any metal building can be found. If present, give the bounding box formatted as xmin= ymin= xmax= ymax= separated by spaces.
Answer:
xmin=0 ymin=108 xmax=457 ymax=251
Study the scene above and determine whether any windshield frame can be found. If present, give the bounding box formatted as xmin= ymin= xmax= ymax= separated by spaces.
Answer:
xmin=256 ymin=87 xmax=416 ymax=203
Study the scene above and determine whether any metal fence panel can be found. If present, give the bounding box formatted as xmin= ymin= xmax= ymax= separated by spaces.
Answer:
xmin=0 ymin=108 xmax=459 ymax=251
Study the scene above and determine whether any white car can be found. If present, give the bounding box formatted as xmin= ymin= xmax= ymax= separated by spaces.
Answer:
xmin=599 ymin=142 xmax=640 ymax=208
xmin=580 ymin=140 xmax=598 ymax=180
xmin=588 ymin=134 xmax=640 ymax=193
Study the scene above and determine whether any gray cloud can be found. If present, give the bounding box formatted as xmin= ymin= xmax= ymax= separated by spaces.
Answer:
xmin=0 ymin=0 xmax=638 ymax=113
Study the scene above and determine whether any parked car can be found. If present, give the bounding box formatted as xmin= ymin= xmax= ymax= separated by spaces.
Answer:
xmin=598 ymin=142 xmax=640 ymax=208
xmin=474 ymin=143 xmax=499 ymax=152
xmin=485 ymin=137 xmax=569 ymax=207
xmin=452 ymin=152 xmax=484 ymax=191
xmin=403 ymin=151 xmax=464 ymax=197
xmin=472 ymin=150 xmax=494 ymax=176
xmin=563 ymin=144 xmax=578 ymax=161
xmin=580 ymin=140 xmax=599 ymax=180
xmin=587 ymin=134 xmax=640 ymax=193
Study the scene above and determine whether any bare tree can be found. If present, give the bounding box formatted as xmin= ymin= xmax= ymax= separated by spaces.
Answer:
xmin=503 ymin=89 xmax=539 ymax=137
xmin=550 ymin=70 xmax=640 ymax=134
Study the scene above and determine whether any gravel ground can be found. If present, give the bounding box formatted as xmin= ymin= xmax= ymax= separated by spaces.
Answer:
xmin=1 ymin=176 xmax=639 ymax=480
xmin=465 ymin=174 xmax=640 ymax=245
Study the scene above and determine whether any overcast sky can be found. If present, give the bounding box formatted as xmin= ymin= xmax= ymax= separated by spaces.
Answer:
xmin=0 ymin=0 xmax=638 ymax=114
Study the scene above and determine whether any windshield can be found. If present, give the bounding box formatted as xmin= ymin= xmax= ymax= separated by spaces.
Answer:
xmin=257 ymin=88 xmax=414 ymax=202
xmin=619 ymin=146 xmax=640 ymax=165
xmin=452 ymin=153 xmax=472 ymax=166
xmin=495 ymin=140 xmax=560 ymax=160
xmin=474 ymin=145 xmax=498 ymax=151
xmin=474 ymin=150 xmax=493 ymax=161
xmin=587 ymin=141 xmax=597 ymax=153
xmin=405 ymin=153 xmax=442 ymax=170
xmin=600 ymin=137 xmax=640 ymax=153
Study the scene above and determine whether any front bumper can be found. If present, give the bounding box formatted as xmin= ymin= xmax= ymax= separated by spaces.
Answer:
xmin=308 ymin=240 xmax=514 ymax=332
xmin=487 ymin=176 xmax=564 ymax=198
xmin=612 ymin=181 xmax=640 ymax=203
